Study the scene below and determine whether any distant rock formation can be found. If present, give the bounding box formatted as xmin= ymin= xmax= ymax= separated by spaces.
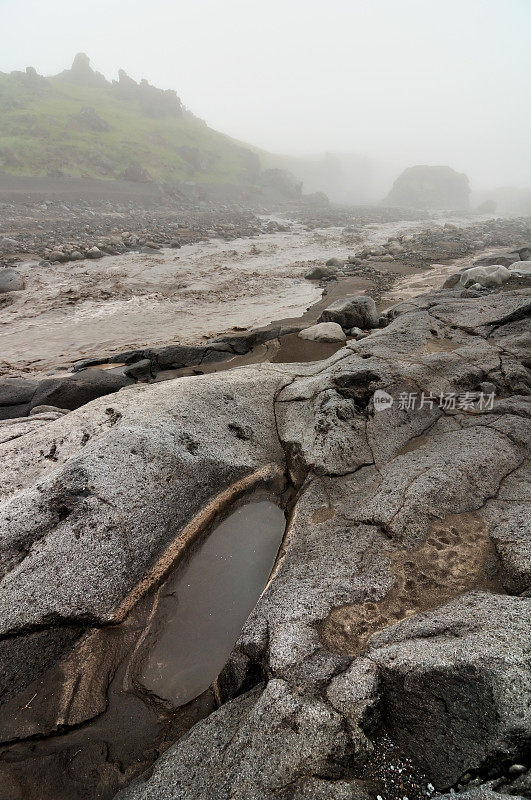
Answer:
xmin=385 ymin=165 xmax=470 ymax=209
xmin=113 ymin=69 xmax=183 ymax=117
xmin=259 ymin=168 xmax=302 ymax=199
xmin=118 ymin=163 xmax=152 ymax=182
xmin=58 ymin=52 xmax=108 ymax=87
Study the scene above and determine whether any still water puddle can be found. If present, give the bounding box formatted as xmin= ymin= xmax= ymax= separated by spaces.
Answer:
xmin=139 ymin=500 xmax=286 ymax=706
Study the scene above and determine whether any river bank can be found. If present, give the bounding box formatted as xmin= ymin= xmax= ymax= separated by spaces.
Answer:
xmin=1 ymin=212 xmax=528 ymax=377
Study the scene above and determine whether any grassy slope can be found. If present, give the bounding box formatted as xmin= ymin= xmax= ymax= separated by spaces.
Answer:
xmin=0 ymin=72 xmax=255 ymax=184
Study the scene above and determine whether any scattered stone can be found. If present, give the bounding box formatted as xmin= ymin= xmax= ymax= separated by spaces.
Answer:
xmin=347 ymin=326 xmax=364 ymax=338
xmin=0 ymin=268 xmax=24 ymax=293
xmin=86 ymin=246 xmax=103 ymax=258
xmin=507 ymin=764 xmax=527 ymax=777
xmin=0 ymin=236 xmax=20 ymax=253
xmin=305 ymin=265 xmax=337 ymax=280
xmin=319 ymin=295 xmax=379 ymax=329
xmin=298 ymin=322 xmax=347 ymax=343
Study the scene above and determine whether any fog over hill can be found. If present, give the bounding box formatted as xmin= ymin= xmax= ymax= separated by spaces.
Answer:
xmin=1 ymin=0 xmax=530 ymax=206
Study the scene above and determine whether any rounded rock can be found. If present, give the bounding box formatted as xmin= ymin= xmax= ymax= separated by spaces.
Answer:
xmin=0 ymin=268 xmax=25 ymax=293
xmin=298 ymin=322 xmax=347 ymax=343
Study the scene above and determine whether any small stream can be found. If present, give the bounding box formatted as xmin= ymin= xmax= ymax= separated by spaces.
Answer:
xmin=0 ymin=496 xmax=287 ymax=800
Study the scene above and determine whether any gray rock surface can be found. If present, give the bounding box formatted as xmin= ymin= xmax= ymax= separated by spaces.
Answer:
xmin=298 ymin=322 xmax=346 ymax=342
xmin=0 ymin=285 xmax=529 ymax=800
xmin=0 ymin=267 xmax=24 ymax=293
xmin=368 ymin=592 xmax=531 ymax=788
xmin=319 ymin=295 xmax=379 ymax=329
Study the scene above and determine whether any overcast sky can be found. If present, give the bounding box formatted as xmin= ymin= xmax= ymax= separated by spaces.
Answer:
xmin=1 ymin=0 xmax=530 ymax=189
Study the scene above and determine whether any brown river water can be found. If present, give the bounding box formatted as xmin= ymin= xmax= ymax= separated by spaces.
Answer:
xmin=0 ymin=215 xmax=479 ymax=373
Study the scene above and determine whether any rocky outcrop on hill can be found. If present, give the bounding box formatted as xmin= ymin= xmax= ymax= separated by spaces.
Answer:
xmin=0 ymin=283 xmax=529 ymax=800
xmin=385 ymin=165 xmax=470 ymax=210
xmin=112 ymin=67 xmax=184 ymax=118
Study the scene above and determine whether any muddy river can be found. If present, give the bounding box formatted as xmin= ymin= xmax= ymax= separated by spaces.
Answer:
xmin=0 ymin=215 xmax=477 ymax=372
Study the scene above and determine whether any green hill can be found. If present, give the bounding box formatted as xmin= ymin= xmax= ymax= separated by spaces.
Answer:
xmin=0 ymin=53 xmax=262 ymax=185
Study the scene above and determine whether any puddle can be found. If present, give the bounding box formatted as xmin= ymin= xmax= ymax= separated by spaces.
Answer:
xmin=0 ymin=497 xmax=286 ymax=800
xmin=138 ymin=500 xmax=286 ymax=706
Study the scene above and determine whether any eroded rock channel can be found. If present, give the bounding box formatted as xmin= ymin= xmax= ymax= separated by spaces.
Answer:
xmin=0 ymin=487 xmax=287 ymax=800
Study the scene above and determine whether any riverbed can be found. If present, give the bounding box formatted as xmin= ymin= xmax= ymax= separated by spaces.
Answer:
xmin=0 ymin=215 xmax=473 ymax=373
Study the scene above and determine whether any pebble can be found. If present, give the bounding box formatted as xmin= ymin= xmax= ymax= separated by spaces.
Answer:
xmin=508 ymin=764 xmax=527 ymax=776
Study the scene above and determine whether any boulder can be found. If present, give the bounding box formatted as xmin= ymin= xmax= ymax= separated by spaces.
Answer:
xmin=319 ymin=296 xmax=379 ymax=329
xmin=49 ymin=250 xmax=69 ymax=262
xmin=0 ymin=368 xmax=286 ymax=634
xmin=298 ymin=323 xmax=346 ymax=343
xmin=86 ymin=246 xmax=103 ymax=259
xmin=474 ymin=252 xmax=521 ymax=268
xmin=0 ymin=237 xmax=20 ymax=253
xmin=509 ymin=259 xmax=531 ymax=277
xmin=29 ymin=369 xmax=134 ymax=412
xmin=0 ymin=268 xmax=24 ymax=293
xmin=385 ymin=165 xmax=470 ymax=210
xmin=368 ymin=592 xmax=531 ymax=789
xmin=305 ymin=266 xmax=337 ymax=280
xmin=459 ymin=265 xmax=511 ymax=288
xmin=0 ymin=376 xmax=41 ymax=419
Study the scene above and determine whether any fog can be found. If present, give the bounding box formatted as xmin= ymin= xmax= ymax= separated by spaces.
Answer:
xmin=1 ymin=0 xmax=530 ymax=197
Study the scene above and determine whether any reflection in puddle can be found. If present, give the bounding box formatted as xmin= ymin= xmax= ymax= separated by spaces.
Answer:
xmin=139 ymin=501 xmax=286 ymax=706
xmin=0 ymin=498 xmax=286 ymax=800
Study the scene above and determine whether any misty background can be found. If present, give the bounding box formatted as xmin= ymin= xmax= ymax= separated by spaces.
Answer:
xmin=1 ymin=0 xmax=530 ymax=202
